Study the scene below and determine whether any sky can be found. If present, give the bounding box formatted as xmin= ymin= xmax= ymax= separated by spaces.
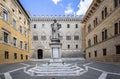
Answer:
xmin=19 ymin=0 xmax=93 ymax=16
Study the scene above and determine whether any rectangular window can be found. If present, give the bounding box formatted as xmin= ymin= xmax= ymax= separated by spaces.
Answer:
xmin=20 ymin=41 xmax=23 ymax=49
xmin=103 ymin=48 xmax=107 ymax=56
xmin=105 ymin=29 xmax=107 ymax=39
xmin=13 ymin=19 xmax=16 ymax=28
xmin=74 ymin=36 xmax=79 ymax=40
xmin=33 ymin=36 xmax=38 ymax=41
xmin=105 ymin=8 xmax=107 ymax=17
xmin=21 ymin=54 xmax=23 ymax=60
xmin=76 ymin=24 xmax=78 ymax=28
xmin=3 ymin=31 xmax=9 ymax=43
xmin=26 ymin=55 xmax=28 ymax=60
xmin=95 ymin=18 xmax=98 ymax=25
xmin=14 ymin=53 xmax=17 ymax=59
xmin=102 ymin=11 xmax=104 ymax=20
xmin=88 ymin=40 xmax=91 ymax=47
xmin=114 ymin=23 xmax=118 ymax=35
xmin=116 ymin=45 xmax=120 ymax=54
xmin=76 ymin=45 xmax=78 ymax=49
xmin=3 ymin=9 xmax=8 ymax=22
xmin=25 ymin=43 xmax=27 ymax=50
xmin=67 ymin=24 xmax=70 ymax=28
xmin=93 ymin=20 xmax=96 ymax=27
xmin=20 ymin=26 xmax=22 ymax=33
xmin=41 ymin=36 xmax=46 ymax=40
xmin=102 ymin=31 xmax=104 ymax=41
xmin=24 ymin=30 xmax=27 ymax=37
xmin=68 ymin=45 xmax=70 ymax=49
xmin=94 ymin=51 xmax=97 ymax=57
xmin=34 ymin=24 xmax=36 ymax=28
xmin=114 ymin=0 xmax=118 ymax=8
xmin=119 ymin=21 xmax=120 ymax=33
xmin=5 ymin=51 xmax=9 ymax=59
xmin=89 ymin=52 xmax=91 ymax=58
xmin=88 ymin=25 xmax=91 ymax=33
xmin=13 ymin=37 xmax=17 ymax=47
xmin=66 ymin=36 xmax=71 ymax=40
xmin=42 ymin=24 xmax=45 ymax=28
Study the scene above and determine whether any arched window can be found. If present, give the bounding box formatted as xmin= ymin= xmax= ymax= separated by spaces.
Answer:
xmin=33 ymin=32 xmax=38 ymax=41
xmin=102 ymin=28 xmax=107 ymax=41
xmin=66 ymin=32 xmax=71 ymax=40
xmin=102 ymin=7 xmax=107 ymax=20
xmin=94 ymin=34 xmax=98 ymax=44
xmin=74 ymin=32 xmax=79 ymax=40
xmin=88 ymin=24 xmax=91 ymax=33
xmin=88 ymin=39 xmax=91 ymax=47
xmin=2 ymin=8 xmax=8 ymax=22
xmin=41 ymin=32 xmax=46 ymax=40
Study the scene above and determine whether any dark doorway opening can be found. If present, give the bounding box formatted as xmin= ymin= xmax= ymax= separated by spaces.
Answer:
xmin=37 ymin=49 xmax=43 ymax=59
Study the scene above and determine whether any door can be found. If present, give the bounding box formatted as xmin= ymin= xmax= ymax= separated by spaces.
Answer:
xmin=37 ymin=49 xmax=43 ymax=59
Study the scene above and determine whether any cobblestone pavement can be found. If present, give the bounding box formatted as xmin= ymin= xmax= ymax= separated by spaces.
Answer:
xmin=0 ymin=59 xmax=120 ymax=79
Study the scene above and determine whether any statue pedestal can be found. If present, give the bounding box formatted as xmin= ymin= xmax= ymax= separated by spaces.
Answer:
xmin=49 ymin=41 xmax=62 ymax=63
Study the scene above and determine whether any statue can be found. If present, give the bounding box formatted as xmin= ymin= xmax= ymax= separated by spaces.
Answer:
xmin=51 ymin=19 xmax=61 ymax=41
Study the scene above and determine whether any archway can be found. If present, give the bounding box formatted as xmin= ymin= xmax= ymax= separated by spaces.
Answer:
xmin=37 ymin=49 xmax=43 ymax=59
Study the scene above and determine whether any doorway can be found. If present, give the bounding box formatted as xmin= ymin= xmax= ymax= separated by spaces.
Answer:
xmin=37 ymin=49 xmax=43 ymax=59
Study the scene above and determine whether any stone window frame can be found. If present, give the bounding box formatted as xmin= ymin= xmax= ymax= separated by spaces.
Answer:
xmin=103 ymin=48 xmax=107 ymax=56
xmin=14 ymin=53 xmax=17 ymax=59
xmin=116 ymin=45 xmax=120 ymax=54
xmin=101 ymin=7 xmax=108 ymax=20
xmin=41 ymin=32 xmax=46 ymax=41
xmin=114 ymin=21 xmax=120 ymax=35
xmin=4 ymin=51 xmax=9 ymax=59
xmin=13 ymin=36 xmax=18 ymax=47
xmin=21 ymin=54 xmax=23 ymax=60
xmin=26 ymin=55 xmax=28 ymax=60
xmin=42 ymin=24 xmax=45 ymax=28
xmin=67 ymin=24 xmax=70 ymax=28
xmin=88 ymin=39 xmax=91 ymax=47
xmin=24 ymin=42 xmax=28 ymax=50
xmin=33 ymin=24 xmax=36 ymax=28
xmin=114 ymin=0 xmax=120 ymax=8
xmin=88 ymin=52 xmax=91 ymax=58
xmin=68 ymin=44 xmax=70 ymax=49
xmin=20 ymin=40 xmax=23 ymax=49
xmin=87 ymin=24 xmax=91 ymax=33
xmin=76 ymin=44 xmax=78 ymax=49
xmin=19 ymin=26 xmax=23 ymax=34
xmin=94 ymin=50 xmax=97 ymax=57
xmin=75 ymin=24 xmax=78 ymax=28
xmin=102 ymin=28 xmax=107 ymax=41
xmin=12 ymin=18 xmax=17 ymax=29
xmin=93 ymin=34 xmax=98 ymax=44
xmin=66 ymin=32 xmax=71 ymax=40
xmin=74 ymin=32 xmax=80 ymax=40
xmin=33 ymin=32 xmax=38 ymax=41
xmin=2 ymin=7 xmax=9 ymax=22
xmin=2 ymin=29 xmax=10 ymax=44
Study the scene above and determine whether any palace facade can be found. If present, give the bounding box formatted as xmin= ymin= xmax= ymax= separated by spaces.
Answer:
xmin=0 ymin=0 xmax=30 ymax=63
xmin=31 ymin=16 xmax=83 ymax=59
xmin=82 ymin=0 xmax=120 ymax=62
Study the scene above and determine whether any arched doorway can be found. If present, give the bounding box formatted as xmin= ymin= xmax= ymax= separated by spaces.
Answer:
xmin=37 ymin=49 xmax=43 ymax=59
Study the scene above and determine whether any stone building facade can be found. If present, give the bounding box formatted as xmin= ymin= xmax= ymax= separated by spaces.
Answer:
xmin=31 ymin=16 xmax=83 ymax=59
xmin=82 ymin=0 xmax=120 ymax=62
xmin=0 ymin=0 xmax=30 ymax=63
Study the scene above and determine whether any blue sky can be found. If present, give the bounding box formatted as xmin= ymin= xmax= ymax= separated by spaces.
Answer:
xmin=19 ymin=0 xmax=93 ymax=16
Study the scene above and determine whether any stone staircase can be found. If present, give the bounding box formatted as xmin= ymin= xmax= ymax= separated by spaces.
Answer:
xmin=25 ymin=63 xmax=84 ymax=76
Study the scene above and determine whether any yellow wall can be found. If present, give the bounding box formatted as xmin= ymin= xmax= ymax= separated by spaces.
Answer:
xmin=0 ymin=0 xmax=30 ymax=64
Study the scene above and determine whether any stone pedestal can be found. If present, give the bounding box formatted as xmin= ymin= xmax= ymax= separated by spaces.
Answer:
xmin=49 ymin=42 xmax=62 ymax=63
